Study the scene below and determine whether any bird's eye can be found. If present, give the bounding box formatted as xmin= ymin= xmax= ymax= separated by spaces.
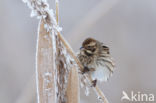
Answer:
xmin=88 ymin=46 xmax=91 ymax=48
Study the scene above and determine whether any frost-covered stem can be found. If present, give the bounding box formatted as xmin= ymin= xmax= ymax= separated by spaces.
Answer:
xmin=93 ymin=86 xmax=109 ymax=103
xmin=58 ymin=33 xmax=83 ymax=70
xmin=22 ymin=0 xmax=61 ymax=32
xmin=87 ymin=75 xmax=109 ymax=103
xmin=36 ymin=19 xmax=57 ymax=103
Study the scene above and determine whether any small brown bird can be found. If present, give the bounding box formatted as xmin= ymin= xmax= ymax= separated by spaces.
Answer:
xmin=77 ymin=38 xmax=115 ymax=87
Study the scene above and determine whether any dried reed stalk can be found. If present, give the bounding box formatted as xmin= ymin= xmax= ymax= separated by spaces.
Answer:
xmin=36 ymin=18 xmax=80 ymax=103
xmin=36 ymin=19 xmax=56 ymax=103
xmin=66 ymin=66 xmax=80 ymax=103
xmin=55 ymin=29 xmax=80 ymax=103
xmin=32 ymin=0 xmax=80 ymax=102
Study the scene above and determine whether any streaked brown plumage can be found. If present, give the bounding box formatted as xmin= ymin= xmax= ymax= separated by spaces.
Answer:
xmin=77 ymin=38 xmax=115 ymax=86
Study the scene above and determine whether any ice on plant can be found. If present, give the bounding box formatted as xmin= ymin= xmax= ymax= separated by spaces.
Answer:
xmin=22 ymin=0 xmax=62 ymax=32
xmin=44 ymin=72 xmax=52 ymax=77
xmin=85 ymin=86 xmax=90 ymax=96
xmin=30 ymin=10 xmax=37 ymax=17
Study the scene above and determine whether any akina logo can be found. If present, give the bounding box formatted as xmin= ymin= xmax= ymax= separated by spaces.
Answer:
xmin=121 ymin=91 xmax=155 ymax=102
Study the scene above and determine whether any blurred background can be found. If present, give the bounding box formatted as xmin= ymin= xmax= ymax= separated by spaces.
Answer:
xmin=0 ymin=0 xmax=156 ymax=103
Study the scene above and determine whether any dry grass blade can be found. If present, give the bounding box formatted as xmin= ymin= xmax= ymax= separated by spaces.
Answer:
xmin=36 ymin=19 xmax=56 ymax=103
xmin=66 ymin=66 xmax=80 ymax=103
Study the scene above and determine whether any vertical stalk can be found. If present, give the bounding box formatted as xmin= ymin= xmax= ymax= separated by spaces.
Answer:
xmin=56 ymin=0 xmax=59 ymax=25
xmin=36 ymin=19 xmax=56 ymax=103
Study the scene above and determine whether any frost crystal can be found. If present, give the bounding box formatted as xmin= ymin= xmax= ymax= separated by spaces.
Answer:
xmin=22 ymin=0 xmax=62 ymax=32
xmin=30 ymin=10 xmax=37 ymax=17
xmin=85 ymin=86 xmax=90 ymax=96
xmin=44 ymin=72 xmax=52 ymax=76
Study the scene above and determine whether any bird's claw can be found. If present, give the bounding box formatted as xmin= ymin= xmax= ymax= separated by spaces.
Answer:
xmin=91 ymin=79 xmax=97 ymax=87
xmin=82 ymin=66 xmax=90 ymax=74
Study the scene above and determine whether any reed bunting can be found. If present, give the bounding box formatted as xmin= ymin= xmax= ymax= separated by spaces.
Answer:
xmin=77 ymin=38 xmax=115 ymax=87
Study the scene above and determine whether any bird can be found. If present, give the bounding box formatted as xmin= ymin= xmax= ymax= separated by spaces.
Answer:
xmin=77 ymin=37 xmax=115 ymax=87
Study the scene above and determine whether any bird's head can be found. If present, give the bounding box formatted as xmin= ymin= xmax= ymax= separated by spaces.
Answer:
xmin=80 ymin=38 xmax=98 ymax=56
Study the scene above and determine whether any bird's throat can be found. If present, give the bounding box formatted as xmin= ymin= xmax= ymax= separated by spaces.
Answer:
xmin=84 ymin=51 xmax=93 ymax=56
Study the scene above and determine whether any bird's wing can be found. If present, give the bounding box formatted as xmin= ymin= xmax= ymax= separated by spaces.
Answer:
xmin=102 ymin=44 xmax=110 ymax=54
xmin=104 ymin=57 xmax=115 ymax=73
xmin=100 ymin=43 xmax=115 ymax=72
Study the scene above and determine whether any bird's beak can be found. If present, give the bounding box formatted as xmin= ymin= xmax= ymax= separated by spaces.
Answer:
xmin=80 ymin=47 xmax=84 ymax=50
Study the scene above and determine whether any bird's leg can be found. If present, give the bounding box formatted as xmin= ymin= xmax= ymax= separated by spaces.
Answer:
xmin=91 ymin=79 xmax=97 ymax=87
xmin=82 ymin=66 xmax=90 ymax=74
